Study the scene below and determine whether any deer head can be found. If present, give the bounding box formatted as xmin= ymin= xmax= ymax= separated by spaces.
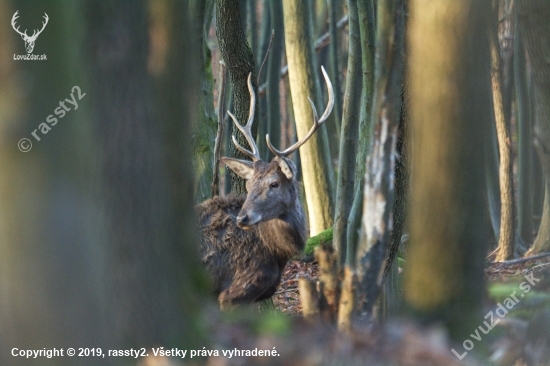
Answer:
xmin=11 ymin=11 xmax=49 ymax=54
xmin=221 ymin=66 xmax=334 ymax=230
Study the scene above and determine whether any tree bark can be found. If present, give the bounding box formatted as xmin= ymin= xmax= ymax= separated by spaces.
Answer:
xmin=517 ymin=0 xmax=550 ymax=254
xmin=265 ymin=0 xmax=284 ymax=160
xmin=328 ymin=0 xmax=344 ymax=139
xmin=190 ymin=0 xmax=217 ymax=202
xmin=283 ymin=0 xmax=335 ymax=236
xmin=346 ymin=0 xmax=376 ymax=265
xmin=355 ymin=0 xmax=406 ymax=318
xmin=404 ymin=0 xmax=491 ymax=342
xmin=490 ymin=28 xmax=515 ymax=261
xmin=333 ymin=0 xmax=362 ymax=266
xmin=515 ymin=28 xmax=534 ymax=248
xmin=216 ymin=0 xmax=258 ymax=194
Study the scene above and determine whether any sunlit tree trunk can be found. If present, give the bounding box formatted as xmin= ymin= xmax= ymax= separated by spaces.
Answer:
xmin=283 ymin=0 xmax=335 ymax=236
xmin=404 ymin=0 xmax=491 ymax=343
xmin=490 ymin=27 xmax=515 ymax=261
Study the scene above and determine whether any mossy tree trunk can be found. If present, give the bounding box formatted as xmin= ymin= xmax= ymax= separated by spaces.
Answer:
xmin=283 ymin=0 xmax=335 ymax=236
xmin=404 ymin=0 xmax=491 ymax=345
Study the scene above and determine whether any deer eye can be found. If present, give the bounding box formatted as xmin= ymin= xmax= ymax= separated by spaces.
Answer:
xmin=270 ymin=181 xmax=280 ymax=189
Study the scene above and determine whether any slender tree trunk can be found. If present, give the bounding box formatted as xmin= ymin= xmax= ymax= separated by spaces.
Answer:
xmin=490 ymin=28 xmax=515 ymax=261
xmin=265 ymin=0 xmax=284 ymax=159
xmin=257 ymin=1 xmax=271 ymax=160
xmin=333 ymin=0 xmax=362 ymax=266
xmin=485 ymin=116 xmax=502 ymax=242
xmin=216 ymin=0 xmax=258 ymax=194
xmin=404 ymin=0 xmax=491 ymax=343
xmin=328 ymin=0 xmax=343 ymax=139
xmin=346 ymin=0 xmax=376 ymax=265
xmin=355 ymin=0 xmax=406 ymax=318
xmin=515 ymin=28 xmax=534 ymax=248
xmin=283 ymin=0 xmax=335 ymax=236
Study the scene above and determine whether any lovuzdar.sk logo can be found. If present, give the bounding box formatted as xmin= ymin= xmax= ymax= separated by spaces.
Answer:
xmin=11 ymin=10 xmax=48 ymax=60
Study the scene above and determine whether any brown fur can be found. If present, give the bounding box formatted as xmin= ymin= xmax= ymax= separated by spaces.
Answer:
xmin=197 ymin=160 xmax=306 ymax=309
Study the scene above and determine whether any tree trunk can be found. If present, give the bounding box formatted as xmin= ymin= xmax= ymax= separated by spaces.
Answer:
xmin=265 ymin=0 xmax=284 ymax=159
xmin=517 ymin=0 xmax=550 ymax=254
xmin=283 ymin=0 xmax=335 ymax=236
xmin=333 ymin=0 xmax=362 ymax=267
xmin=346 ymin=0 xmax=376 ymax=265
xmin=404 ymin=0 xmax=491 ymax=344
xmin=355 ymin=0 xmax=406 ymax=318
xmin=216 ymin=0 xmax=258 ymax=194
xmin=515 ymin=28 xmax=534 ymax=248
xmin=490 ymin=27 xmax=515 ymax=261
xmin=327 ymin=0 xmax=344 ymax=139
xmin=87 ymin=0 xmax=205 ymax=347
xmin=190 ymin=0 xmax=217 ymax=202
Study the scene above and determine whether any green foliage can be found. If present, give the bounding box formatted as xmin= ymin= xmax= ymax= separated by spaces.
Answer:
xmin=221 ymin=308 xmax=291 ymax=336
xmin=488 ymin=279 xmax=550 ymax=318
xmin=305 ymin=227 xmax=333 ymax=255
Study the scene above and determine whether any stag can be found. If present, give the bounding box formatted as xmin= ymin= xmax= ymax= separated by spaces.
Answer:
xmin=11 ymin=11 xmax=49 ymax=54
xmin=198 ymin=66 xmax=334 ymax=309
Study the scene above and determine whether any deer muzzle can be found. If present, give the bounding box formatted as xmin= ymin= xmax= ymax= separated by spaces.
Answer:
xmin=236 ymin=212 xmax=261 ymax=230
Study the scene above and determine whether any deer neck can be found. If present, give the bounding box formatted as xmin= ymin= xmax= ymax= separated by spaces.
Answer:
xmin=257 ymin=211 xmax=305 ymax=260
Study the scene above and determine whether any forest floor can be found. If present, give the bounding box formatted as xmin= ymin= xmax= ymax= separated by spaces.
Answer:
xmin=266 ymin=253 xmax=550 ymax=365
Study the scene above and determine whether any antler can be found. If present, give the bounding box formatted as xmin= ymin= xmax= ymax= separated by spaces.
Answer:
xmin=267 ymin=66 xmax=334 ymax=158
xmin=11 ymin=11 xmax=27 ymax=38
xmin=228 ymin=73 xmax=260 ymax=161
xmin=30 ymin=13 xmax=49 ymax=40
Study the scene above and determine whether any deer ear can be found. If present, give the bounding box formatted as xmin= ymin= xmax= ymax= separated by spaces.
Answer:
xmin=221 ymin=157 xmax=255 ymax=180
xmin=277 ymin=158 xmax=295 ymax=180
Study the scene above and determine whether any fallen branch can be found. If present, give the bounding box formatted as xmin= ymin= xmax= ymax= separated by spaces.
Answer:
xmin=489 ymin=252 xmax=550 ymax=266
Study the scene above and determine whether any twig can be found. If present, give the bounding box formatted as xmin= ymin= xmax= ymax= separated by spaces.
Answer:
xmin=257 ymin=30 xmax=275 ymax=86
xmin=258 ymin=15 xmax=349 ymax=96
xmin=489 ymin=252 xmax=550 ymax=265
xmin=212 ymin=61 xmax=227 ymax=197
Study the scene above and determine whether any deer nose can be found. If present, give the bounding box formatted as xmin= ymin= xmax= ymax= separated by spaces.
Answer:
xmin=236 ymin=214 xmax=249 ymax=226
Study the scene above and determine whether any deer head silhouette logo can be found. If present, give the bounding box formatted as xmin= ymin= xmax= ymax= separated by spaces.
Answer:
xmin=11 ymin=11 xmax=49 ymax=54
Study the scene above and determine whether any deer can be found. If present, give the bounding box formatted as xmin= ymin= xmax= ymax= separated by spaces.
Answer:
xmin=11 ymin=11 xmax=49 ymax=54
xmin=197 ymin=66 xmax=334 ymax=310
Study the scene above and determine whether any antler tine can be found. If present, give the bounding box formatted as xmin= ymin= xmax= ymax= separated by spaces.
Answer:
xmin=229 ymin=73 xmax=260 ymax=161
xmin=33 ymin=13 xmax=49 ymax=38
xmin=267 ymin=66 xmax=334 ymax=158
xmin=11 ymin=11 xmax=27 ymax=37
